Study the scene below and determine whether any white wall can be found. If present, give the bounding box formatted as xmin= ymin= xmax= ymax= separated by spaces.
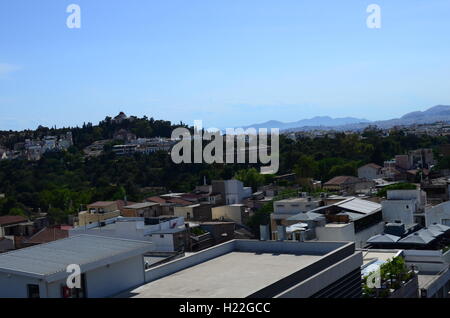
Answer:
xmin=315 ymin=222 xmax=383 ymax=248
xmin=212 ymin=205 xmax=244 ymax=224
xmin=0 ymin=256 xmax=146 ymax=298
xmin=387 ymin=190 xmax=426 ymax=210
xmin=85 ymin=256 xmax=145 ymax=298
xmin=425 ymin=201 xmax=450 ymax=227
xmin=148 ymin=233 xmax=175 ymax=252
xmin=382 ymin=200 xmax=415 ymax=225
xmin=316 ymin=223 xmax=355 ymax=242
xmin=224 ymin=180 xmax=251 ymax=204
xmin=273 ymin=200 xmax=320 ymax=214
xmin=354 ymin=222 xmax=385 ymax=248
xmin=0 ymin=272 xmax=46 ymax=298
xmin=358 ymin=166 xmax=380 ymax=180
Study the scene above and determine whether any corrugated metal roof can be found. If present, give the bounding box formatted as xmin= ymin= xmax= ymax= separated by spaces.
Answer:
xmin=429 ymin=223 xmax=450 ymax=232
xmin=336 ymin=198 xmax=381 ymax=214
xmin=336 ymin=211 xmax=366 ymax=221
xmin=287 ymin=212 xmax=325 ymax=221
xmin=398 ymin=230 xmax=435 ymax=245
xmin=367 ymin=233 xmax=400 ymax=244
xmin=0 ymin=215 xmax=28 ymax=226
xmin=0 ymin=235 xmax=152 ymax=278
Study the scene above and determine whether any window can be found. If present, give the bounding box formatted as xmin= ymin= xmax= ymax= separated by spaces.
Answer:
xmin=442 ymin=219 xmax=450 ymax=226
xmin=61 ymin=274 xmax=87 ymax=298
xmin=27 ymin=284 xmax=40 ymax=298
xmin=160 ymin=234 xmax=165 ymax=238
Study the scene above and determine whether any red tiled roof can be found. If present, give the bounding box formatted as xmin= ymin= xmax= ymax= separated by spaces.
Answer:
xmin=87 ymin=201 xmax=118 ymax=208
xmin=324 ymin=176 xmax=360 ymax=186
xmin=0 ymin=215 xmax=28 ymax=226
xmin=25 ymin=227 xmax=69 ymax=244
xmin=168 ymin=197 xmax=193 ymax=206
xmin=146 ymin=196 xmax=167 ymax=204
xmin=361 ymin=163 xmax=382 ymax=169
xmin=116 ymin=200 xmax=137 ymax=210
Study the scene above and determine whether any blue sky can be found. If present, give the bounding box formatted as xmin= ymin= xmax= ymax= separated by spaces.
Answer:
xmin=1 ymin=0 xmax=450 ymax=130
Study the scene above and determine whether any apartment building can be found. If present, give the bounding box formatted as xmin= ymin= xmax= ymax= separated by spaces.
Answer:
xmin=75 ymin=201 xmax=121 ymax=226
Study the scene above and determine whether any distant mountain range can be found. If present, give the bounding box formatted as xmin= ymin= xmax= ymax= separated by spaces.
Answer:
xmin=242 ymin=105 xmax=450 ymax=132
xmin=242 ymin=116 xmax=370 ymax=131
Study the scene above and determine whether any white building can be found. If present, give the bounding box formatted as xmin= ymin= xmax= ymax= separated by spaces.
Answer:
xmin=425 ymin=201 xmax=450 ymax=227
xmin=212 ymin=204 xmax=247 ymax=224
xmin=69 ymin=216 xmax=186 ymax=253
xmin=279 ymin=197 xmax=384 ymax=248
xmin=212 ymin=180 xmax=252 ymax=205
xmin=382 ymin=189 xmax=426 ymax=226
xmin=357 ymin=163 xmax=383 ymax=180
xmin=0 ymin=235 xmax=153 ymax=298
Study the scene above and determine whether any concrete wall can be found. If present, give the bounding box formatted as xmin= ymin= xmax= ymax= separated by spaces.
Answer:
xmin=389 ymin=275 xmax=419 ymax=298
xmin=174 ymin=206 xmax=193 ymax=220
xmin=144 ymin=240 xmax=352 ymax=284
xmin=316 ymin=223 xmax=355 ymax=242
xmin=145 ymin=240 xmax=235 ymax=283
xmin=0 ymin=272 xmax=46 ymax=298
xmin=382 ymin=200 xmax=415 ymax=225
xmin=85 ymin=255 xmax=145 ymax=298
xmin=354 ymin=222 xmax=385 ymax=248
xmin=0 ymin=236 xmax=14 ymax=252
xmin=444 ymin=249 xmax=450 ymax=264
xmin=213 ymin=180 xmax=251 ymax=205
xmin=314 ymin=222 xmax=383 ymax=248
xmin=148 ymin=233 xmax=175 ymax=252
xmin=277 ymin=252 xmax=363 ymax=298
xmin=358 ymin=166 xmax=381 ymax=180
xmin=425 ymin=201 xmax=450 ymax=227
xmin=273 ymin=199 xmax=320 ymax=214
xmin=212 ymin=205 xmax=244 ymax=224
xmin=387 ymin=190 xmax=426 ymax=208
xmin=404 ymin=250 xmax=448 ymax=273
xmin=77 ymin=210 xmax=120 ymax=226
xmin=0 ymin=255 xmax=146 ymax=298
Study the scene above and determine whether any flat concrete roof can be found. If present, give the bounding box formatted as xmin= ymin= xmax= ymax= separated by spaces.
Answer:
xmin=361 ymin=249 xmax=401 ymax=266
xmin=275 ymin=197 xmax=320 ymax=203
xmin=122 ymin=252 xmax=322 ymax=298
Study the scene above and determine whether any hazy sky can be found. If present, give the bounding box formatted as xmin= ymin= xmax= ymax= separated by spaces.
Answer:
xmin=1 ymin=0 xmax=450 ymax=130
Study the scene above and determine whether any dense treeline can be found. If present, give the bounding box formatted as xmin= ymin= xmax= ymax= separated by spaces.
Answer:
xmin=0 ymin=116 xmax=188 ymax=150
xmin=1 ymin=119 xmax=450 ymax=223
